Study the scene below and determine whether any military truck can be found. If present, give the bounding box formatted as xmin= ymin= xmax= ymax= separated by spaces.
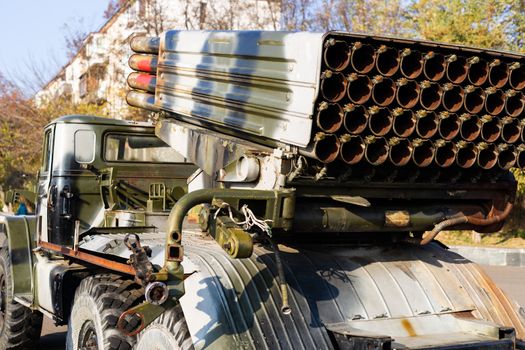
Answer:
xmin=1 ymin=30 xmax=525 ymax=350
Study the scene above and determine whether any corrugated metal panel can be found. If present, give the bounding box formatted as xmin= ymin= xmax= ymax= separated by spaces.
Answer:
xmin=155 ymin=30 xmax=324 ymax=148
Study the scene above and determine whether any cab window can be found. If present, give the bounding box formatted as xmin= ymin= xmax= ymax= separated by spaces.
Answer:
xmin=41 ymin=129 xmax=53 ymax=173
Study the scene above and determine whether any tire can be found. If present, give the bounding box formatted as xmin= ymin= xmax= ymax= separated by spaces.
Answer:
xmin=66 ymin=274 xmax=144 ymax=350
xmin=0 ymin=247 xmax=43 ymax=349
xmin=136 ymin=302 xmax=193 ymax=350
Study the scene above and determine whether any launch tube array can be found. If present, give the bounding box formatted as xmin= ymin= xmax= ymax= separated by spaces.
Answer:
xmin=126 ymin=31 xmax=525 ymax=182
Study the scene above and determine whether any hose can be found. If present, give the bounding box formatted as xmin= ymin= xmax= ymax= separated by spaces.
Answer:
xmin=267 ymin=237 xmax=291 ymax=315
xmin=420 ymin=201 xmax=514 ymax=245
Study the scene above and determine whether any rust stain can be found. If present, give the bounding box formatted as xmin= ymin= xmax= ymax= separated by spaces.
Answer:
xmin=401 ymin=319 xmax=417 ymax=337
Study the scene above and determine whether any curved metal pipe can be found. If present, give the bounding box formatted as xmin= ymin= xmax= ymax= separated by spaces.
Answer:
xmin=456 ymin=141 xmax=477 ymax=168
xmin=400 ymin=48 xmax=423 ymax=79
xmin=501 ymin=116 xmax=520 ymax=144
xmin=339 ymin=135 xmax=365 ymax=165
xmin=423 ymin=51 xmax=446 ymax=81
xmin=415 ymin=110 xmax=438 ymax=139
xmin=446 ymin=54 xmax=468 ymax=84
xmin=464 ymin=85 xmax=486 ymax=114
xmin=434 ymin=140 xmax=457 ymax=168
xmin=438 ymin=112 xmax=460 ymax=140
xmin=368 ymin=106 xmax=393 ymax=136
xmin=388 ymin=137 xmax=412 ymax=166
xmin=347 ymin=73 xmax=372 ymax=104
xmin=323 ymin=38 xmax=351 ymax=71
xmin=484 ymin=87 xmax=505 ymax=115
xmin=351 ymin=42 xmax=376 ymax=74
xmin=376 ymin=45 xmax=399 ymax=77
xmin=130 ymin=35 xmax=160 ymax=54
xmin=412 ymin=138 xmax=435 ymax=167
xmin=467 ymin=56 xmax=489 ymax=86
xmin=129 ymin=54 xmax=159 ymax=73
xmin=343 ymin=104 xmax=368 ymax=134
xmin=419 ymin=80 xmax=442 ymax=110
xmin=442 ymin=83 xmax=464 ymax=112
xmin=127 ymin=72 xmax=157 ymax=93
xmin=371 ymin=76 xmax=396 ymax=106
xmin=497 ymin=144 xmax=517 ymax=170
xmin=459 ymin=114 xmax=481 ymax=142
xmin=480 ymin=115 xmax=502 ymax=142
xmin=392 ymin=108 xmax=416 ymax=138
xmin=509 ymin=62 xmax=525 ymax=90
xmin=320 ymin=71 xmax=348 ymax=102
xmin=505 ymin=90 xmax=525 ymax=117
xmin=488 ymin=59 xmax=509 ymax=88
xmin=476 ymin=142 xmax=498 ymax=169
xmin=316 ymin=102 xmax=343 ymax=133
xmin=364 ymin=136 xmax=389 ymax=165
xmin=396 ymin=78 xmax=420 ymax=108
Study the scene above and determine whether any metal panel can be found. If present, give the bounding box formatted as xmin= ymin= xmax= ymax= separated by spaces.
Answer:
xmin=155 ymin=30 xmax=324 ymax=148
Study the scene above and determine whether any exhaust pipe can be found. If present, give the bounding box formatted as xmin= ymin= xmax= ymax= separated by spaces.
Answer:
xmin=488 ymin=59 xmax=509 ymax=88
xmin=484 ymin=87 xmax=505 ymax=115
xmin=464 ymin=85 xmax=486 ymax=114
xmin=445 ymin=54 xmax=468 ymax=84
xmin=480 ymin=115 xmax=502 ymax=142
xmin=419 ymin=80 xmax=442 ymax=110
xmin=442 ymin=83 xmax=464 ymax=112
xmin=376 ymin=45 xmax=399 ymax=77
xmin=129 ymin=54 xmax=159 ymax=73
xmin=434 ymin=139 xmax=457 ymax=168
xmin=388 ymin=137 xmax=412 ymax=166
xmin=476 ymin=142 xmax=498 ymax=169
xmin=126 ymin=90 xmax=159 ymax=112
xmin=347 ymin=73 xmax=372 ymax=104
xmin=517 ymin=145 xmax=525 ymax=168
xmin=459 ymin=113 xmax=481 ymax=142
xmin=343 ymin=104 xmax=369 ymax=134
xmin=323 ymin=39 xmax=351 ymax=71
xmin=467 ymin=56 xmax=489 ymax=86
xmin=351 ymin=42 xmax=376 ymax=74
xmin=364 ymin=136 xmax=389 ymax=165
xmin=400 ymin=48 xmax=423 ymax=79
xmin=509 ymin=62 xmax=525 ymax=90
xmin=316 ymin=102 xmax=343 ymax=133
xmin=438 ymin=112 xmax=460 ymax=140
xmin=371 ymin=76 xmax=396 ymax=106
xmin=320 ymin=71 xmax=348 ymax=102
xmin=412 ymin=139 xmax=435 ymax=167
xmin=501 ymin=116 xmax=520 ymax=144
xmin=497 ymin=144 xmax=517 ymax=170
xmin=130 ymin=35 xmax=160 ymax=54
xmin=392 ymin=108 xmax=416 ymax=138
xmin=368 ymin=106 xmax=393 ymax=136
xmin=505 ymin=89 xmax=525 ymax=117
xmin=423 ymin=51 xmax=446 ymax=81
xmin=396 ymin=78 xmax=420 ymax=108
xmin=339 ymin=135 xmax=365 ymax=165
xmin=456 ymin=141 xmax=477 ymax=168
xmin=303 ymin=133 xmax=341 ymax=164
xmin=415 ymin=110 xmax=438 ymax=139
xmin=127 ymin=72 xmax=157 ymax=93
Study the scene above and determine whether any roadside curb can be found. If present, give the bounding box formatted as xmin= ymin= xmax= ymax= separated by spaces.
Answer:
xmin=450 ymin=245 xmax=525 ymax=267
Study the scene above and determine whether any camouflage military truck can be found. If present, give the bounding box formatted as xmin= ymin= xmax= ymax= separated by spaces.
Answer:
xmin=1 ymin=30 xmax=525 ymax=350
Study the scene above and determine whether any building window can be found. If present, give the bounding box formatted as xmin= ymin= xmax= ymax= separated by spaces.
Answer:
xmin=79 ymin=74 xmax=87 ymax=98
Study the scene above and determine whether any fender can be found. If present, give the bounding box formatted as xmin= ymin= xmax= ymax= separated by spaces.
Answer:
xmin=0 ymin=214 xmax=37 ymax=298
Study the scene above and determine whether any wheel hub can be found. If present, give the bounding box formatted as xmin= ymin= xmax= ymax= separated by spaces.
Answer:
xmin=79 ymin=320 xmax=98 ymax=350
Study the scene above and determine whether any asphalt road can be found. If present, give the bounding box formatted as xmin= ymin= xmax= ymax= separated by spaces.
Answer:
xmin=37 ymin=265 xmax=525 ymax=350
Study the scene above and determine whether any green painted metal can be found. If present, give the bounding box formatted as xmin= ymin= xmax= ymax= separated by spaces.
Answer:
xmin=0 ymin=215 xmax=36 ymax=297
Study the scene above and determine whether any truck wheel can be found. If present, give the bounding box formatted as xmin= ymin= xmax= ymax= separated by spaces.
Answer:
xmin=136 ymin=303 xmax=193 ymax=350
xmin=0 ymin=248 xmax=43 ymax=349
xmin=66 ymin=274 xmax=144 ymax=350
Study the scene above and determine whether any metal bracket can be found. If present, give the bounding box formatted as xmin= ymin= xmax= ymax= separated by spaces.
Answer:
xmin=124 ymin=233 xmax=155 ymax=286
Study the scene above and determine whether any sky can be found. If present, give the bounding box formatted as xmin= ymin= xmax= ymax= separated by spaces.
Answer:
xmin=0 ymin=0 xmax=110 ymax=93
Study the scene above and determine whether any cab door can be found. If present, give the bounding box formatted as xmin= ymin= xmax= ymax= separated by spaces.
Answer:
xmin=35 ymin=126 xmax=54 ymax=243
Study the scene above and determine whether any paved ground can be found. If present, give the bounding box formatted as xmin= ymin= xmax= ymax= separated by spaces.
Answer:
xmin=37 ymin=265 xmax=525 ymax=349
